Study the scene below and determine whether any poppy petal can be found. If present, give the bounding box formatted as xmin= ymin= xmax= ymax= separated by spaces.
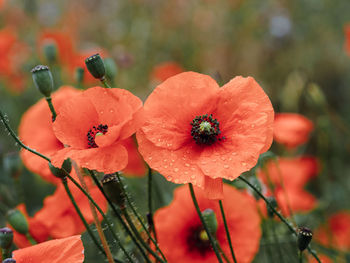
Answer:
xmin=141 ymin=72 xmax=220 ymax=150
xmin=13 ymin=235 xmax=84 ymax=263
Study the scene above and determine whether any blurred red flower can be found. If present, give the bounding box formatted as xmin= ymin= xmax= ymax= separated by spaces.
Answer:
xmin=121 ymin=137 xmax=146 ymax=177
xmin=151 ymin=61 xmax=184 ymax=82
xmin=19 ymin=86 xmax=81 ymax=184
xmin=345 ymin=24 xmax=350 ymax=57
xmin=137 ymin=72 xmax=274 ymax=199
xmin=315 ymin=211 xmax=350 ymax=251
xmin=154 ymin=184 xmax=261 ymax=263
xmin=10 ymin=176 xmax=107 ymax=248
xmin=13 ymin=235 xmax=84 ymax=263
xmin=0 ymin=27 xmax=29 ymax=93
xmin=52 ymin=86 xmax=144 ymax=174
xmin=257 ymin=157 xmax=319 ymax=216
xmin=273 ymin=113 xmax=313 ymax=149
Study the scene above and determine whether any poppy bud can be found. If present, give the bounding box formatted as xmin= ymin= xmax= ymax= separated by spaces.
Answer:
xmin=3 ymin=259 xmax=16 ymax=263
xmin=201 ymin=209 xmax=218 ymax=234
xmin=266 ymin=196 xmax=278 ymax=218
xmin=297 ymin=227 xmax=313 ymax=251
xmin=104 ymin=58 xmax=118 ymax=81
xmin=6 ymin=209 xmax=29 ymax=235
xmin=48 ymin=159 xmax=72 ymax=179
xmin=85 ymin=54 xmax=106 ymax=80
xmin=42 ymin=41 xmax=58 ymax=64
xmin=75 ymin=67 xmax=85 ymax=84
xmin=31 ymin=65 xmax=54 ymax=97
xmin=101 ymin=173 xmax=126 ymax=209
xmin=0 ymin=227 xmax=13 ymax=249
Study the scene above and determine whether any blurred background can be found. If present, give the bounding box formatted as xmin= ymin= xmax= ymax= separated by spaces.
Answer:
xmin=0 ymin=0 xmax=350 ymax=262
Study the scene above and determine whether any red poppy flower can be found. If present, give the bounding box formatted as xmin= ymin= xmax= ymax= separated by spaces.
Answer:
xmin=12 ymin=235 xmax=84 ymax=263
xmin=154 ymin=184 xmax=261 ymax=263
xmin=308 ymin=254 xmax=332 ymax=263
xmin=273 ymin=113 xmax=313 ymax=149
xmin=19 ymin=86 xmax=81 ymax=184
xmin=345 ymin=24 xmax=350 ymax=57
xmin=257 ymin=157 xmax=319 ymax=216
xmin=137 ymin=72 xmax=274 ymax=199
xmin=51 ymin=86 xmax=144 ymax=174
xmin=314 ymin=211 xmax=350 ymax=251
xmin=10 ymin=176 xmax=107 ymax=248
xmin=151 ymin=61 xmax=184 ymax=82
xmin=33 ymin=176 xmax=108 ymax=239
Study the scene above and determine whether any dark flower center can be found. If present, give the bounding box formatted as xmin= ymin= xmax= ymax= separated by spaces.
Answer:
xmin=186 ymin=225 xmax=213 ymax=256
xmin=87 ymin=124 xmax=108 ymax=148
xmin=190 ymin=114 xmax=225 ymax=145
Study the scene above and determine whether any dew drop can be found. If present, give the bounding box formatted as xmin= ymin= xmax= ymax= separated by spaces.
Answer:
xmin=242 ymin=162 xmax=247 ymax=166
xmin=109 ymin=109 xmax=114 ymax=113
xmin=220 ymin=156 xmax=226 ymax=161
xmin=228 ymin=158 xmax=232 ymax=161
xmin=164 ymin=165 xmax=168 ymax=169
xmin=174 ymin=167 xmax=179 ymax=172
xmin=190 ymin=175 xmax=196 ymax=179
xmin=184 ymin=171 xmax=189 ymax=175
xmin=148 ymin=157 xmax=152 ymax=160
xmin=191 ymin=167 xmax=195 ymax=171
xmin=251 ymin=124 xmax=255 ymax=128
xmin=167 ymin=176 xmax=173 ymax=180
xmin=174 ymin=179 xmax=179 ymax=183
xmin=185 ymin=163 xmax=190 ymax=167
xmin=171 ymin=159 xmax=175 ymax=162
xmin=232 ymin=152 xmax=237 ymax=156
xmin=163 ymin=159 xmax=167 ymax=162
xmin=223 ymin=164 xmax=229 ymax=169
xmin=201 ymin=161 xmax=207 ymax=165
xmin=100 ymin=110 xmax=104 ymax=114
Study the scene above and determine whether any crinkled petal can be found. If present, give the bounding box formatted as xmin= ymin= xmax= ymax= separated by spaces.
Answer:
xmin=51 ymin=144 xmax=128 ymax=174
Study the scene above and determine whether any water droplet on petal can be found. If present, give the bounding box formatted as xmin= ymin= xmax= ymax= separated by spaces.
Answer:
xmin=171 ymin=159 xmax=175 ymax=163
xmin=242 ymin=162 xmax=247 ymax=166
xmin=148 ymin=157 xmax=152 ymax=160
xmin=184 ymin=171 xmax=189 ymax=175
xmin=174 ymin=179 xmax=179 ymax=183
xmin=190 ymin=175 xmax=195 ymax=179
xmin=163 ymin=159 xmax=167 ymax=162
xmin=232 ymin=152 xmax=237 ymax=156
xmin=185 ymin=163 xmax=190 ymax=167
xmin=174 ymin=167 xmax=179 ymax=172
xmin=221 ymin=157 xmax=226 ymax=161
xmin=251 ymin=124 xmax=255 ymax=128
xmin=167 ymin=176 xmax=173 ymax=180
xmin=164 ymin=165 xmax=168 ymax=169
xmin=224 ymin=164 xmax=229 ymax=169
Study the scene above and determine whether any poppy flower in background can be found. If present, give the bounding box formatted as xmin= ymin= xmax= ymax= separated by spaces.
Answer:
xmin=154 ymin=184 xmax=261 ymax=263
xmin=121 ymin=137 xmax=147 ymax=177
xmin=273 ymin=113 xmax=313 ymax=149
xmin=151 ymin=61 xmax=184 ymax=82
xmin=12 ymin=235 xmax=84 ymax=263
xmin=257 ymin=157 xmax=319 ymax=216
xmin=0 ymin=28 xmax=29 ymax=93
xmin=308 ymin=254 xmax=333 ymax=263
xmin=10 ymin=176 xmax=107 ymax=248
xmin=345 ymin=24 xmax=350 ymax=57
xmin=9 ymin=204 xmax=50 ymax=248
xmin=19 ymin=86 xmax=81 ymax=184
xmin=51 ymin=86 xmax=144 ymax=174
xmin=137 ymin=72 xmax=274 ymax=199
xmin=314 ymin=211 xmax=350 ymax=251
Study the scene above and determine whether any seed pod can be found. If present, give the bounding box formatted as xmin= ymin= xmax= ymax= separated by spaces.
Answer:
xmin=101 ymin=173 xmax=126 ymax=209
xmin=297 ymin=227 xmax=313 ymax=251
xmin=85 ymin=54 xmax=106 ymax=80
xmin=42 ymin=41 xmax=58 ymax=64
xmin=0 ymin=227 xmax=13 ymax=249
xmin=6 ymin=209 xmax=29 ymax=235
xmin=201 ymin=208 xmax=218 ymax=234
xmin=31 ymin=65 xmax=54 ymax=97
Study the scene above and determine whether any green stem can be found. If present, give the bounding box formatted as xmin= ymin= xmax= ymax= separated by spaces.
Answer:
xmin=299 ymin=250 xmax=303 ymax=263
xmin=147 ymin=166 xmax=158 ymax=243
xmin=0 ymin=110 xmax=50 ymax=162
xmin=219 ymin=200 xmax=237 ymax=263
xmin=238 ymin=175 xmax=322 ymax=263
xmin=217 ymin=242 xmax=232 ymax=263
xmin=269 ymin=219 xmax=285 ymax=263
xmin=64 ymin=173 xmax=134 ymax=262
xmin=2 ymin=248 xmax=10 ymax=259
xmin=188 ymin=183 xmax=223 ymax=263
xmin=45 ymin=97 xmax=57 ymax=121
xmin=88 ymin=171 xmax=151 ymax=263
xmin=101 ymin=78 xmax=112 ymax=89
xmin=115 ymin=173 xmax=167 ymax=261
xmin=61 ymin=178 xmax=106 ymax=259
xmin=121 ymin=208 xmax=167 ymax=263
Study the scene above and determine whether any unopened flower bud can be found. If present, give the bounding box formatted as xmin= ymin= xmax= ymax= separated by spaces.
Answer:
xmin=42 ymin=41 xmax=58 ymax=64
xmin=266 ymin=196 xmax=278 ymax=218
xmin=6 ymin=209 xmax=28 ymax=235
xmin=297 ymin=227 xmax=313 ymax=251
xmin=3 ymin=259 xmax=16 ymax=263
xmin=85 ymin=54 xmax=106 ymax=80
xmin=201 ymin=208 xmax=218 ymax=234
xmin=101 ymin=173 xmax=125 ymax=209
xmin=104 ymin=58 xmax=118 ymax=81
xmin=75 ymin=67 xmax=85 ymax=84
xmin=0 ymin=227 xmax=13 ymax=249
xmin=31 ymin=65 xmax=54 ymax=97
xmin=49 ymin=159 xmax=72 ymax=179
